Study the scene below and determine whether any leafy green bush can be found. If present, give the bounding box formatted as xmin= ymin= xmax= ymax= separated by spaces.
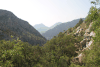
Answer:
xmin=85 ymin=6 xmax=99 ymax=28
xmin=85 ymin=6 xmax=99 ymax=23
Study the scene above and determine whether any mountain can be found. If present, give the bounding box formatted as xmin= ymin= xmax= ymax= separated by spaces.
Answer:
xmin=49 ymin=22 xmax=62 ymax=29
xmin=34 ymin=22 xmax=62 ymax=34
xmin=0 ymin=9 xmax=47 ymax=46
xmin=42 ymin=18 xmax=85 ymax=40
xmin=34 ymin=23 xmax=49 ymax=34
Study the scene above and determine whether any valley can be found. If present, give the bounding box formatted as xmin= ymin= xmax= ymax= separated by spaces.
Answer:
xmin=0 ymin=1 xmax=100 ymax=67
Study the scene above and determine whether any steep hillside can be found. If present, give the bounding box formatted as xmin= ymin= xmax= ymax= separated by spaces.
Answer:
xmin=42 ymin=18 xmax=85 ymax=40
xmin=0 ymin=9 xmax=46 ymax=46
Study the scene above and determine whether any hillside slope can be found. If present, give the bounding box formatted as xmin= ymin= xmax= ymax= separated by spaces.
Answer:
xmin=0 ymin=9 xmax=47 ymax=46
xmin=49 ymin=22 xmax=62 ymax=29
xmin=42 ymin=18 xmax=85 ymax=40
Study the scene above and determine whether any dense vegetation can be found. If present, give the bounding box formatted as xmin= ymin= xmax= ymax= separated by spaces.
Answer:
xmin=74 ymin=18 xmax=83 ymax=28
xmin=0 ymin=33 xmax=83 ymax=67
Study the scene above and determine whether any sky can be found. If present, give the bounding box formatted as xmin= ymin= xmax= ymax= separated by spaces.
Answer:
xmin=0 ymin=0 xmax=100 ymax=27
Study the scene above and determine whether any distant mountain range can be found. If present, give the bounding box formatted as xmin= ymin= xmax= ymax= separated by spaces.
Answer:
xmin=34 ymin=22 xmax=62 ymax=34
xmin=34 ymin=23 xmax=49 ymax=34
xmin=49 ymin=22 xmax=62 ymax=29
xmin=0 ymin=9 xmax=47 ymax=46
xmin=42 ymin=18 xmax=85 ymax=40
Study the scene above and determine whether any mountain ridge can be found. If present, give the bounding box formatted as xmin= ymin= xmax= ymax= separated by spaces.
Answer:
xmin=34 ymin=22 xmax=62 ymax=34
xmin=0 ymin=9 xmax=47 ymax=46
xmin=42 ymin=18 xmax=85 ymax=40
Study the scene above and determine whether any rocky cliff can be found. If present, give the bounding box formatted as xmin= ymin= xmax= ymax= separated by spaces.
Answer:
xmin=71 ymin=21 xmax=96 ymax=65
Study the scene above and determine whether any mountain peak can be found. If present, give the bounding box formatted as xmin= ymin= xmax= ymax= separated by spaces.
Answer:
xmin=34 ymin=23 xmax=48 ymax=28
xmin=0 ymin=9 xmax=47 ymax=45
xmin=0 ymin=9 xmax=13 ymax=16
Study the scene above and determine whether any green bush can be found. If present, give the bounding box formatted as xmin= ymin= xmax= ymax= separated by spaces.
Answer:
xmin=85 ymin=6 xmax=99 ymax=23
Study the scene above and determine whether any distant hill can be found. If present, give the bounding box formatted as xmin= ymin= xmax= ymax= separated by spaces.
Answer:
xmin=42 ymin=18 xmax=85 ymax=40
xmin=49 ymin=22 xmax=62 ymax=29
xmin=34 ymin=23 xmax=49 ymax=34
xmin=34 ymin=22 xmax=62 ymax=34
xmin=0 ymin=9 xmax=47 ymax=46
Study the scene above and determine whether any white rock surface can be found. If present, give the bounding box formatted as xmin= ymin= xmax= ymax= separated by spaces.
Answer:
xmin=90 ymin=31 xmax=95 ymax=37
xmin=78 ymin=53 xmax=82 ymax=57
xmin=86 ymin=40 xmax=93 ymax=48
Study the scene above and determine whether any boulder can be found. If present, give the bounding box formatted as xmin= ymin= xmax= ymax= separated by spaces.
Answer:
xmin=77 ymin=26 xmax=80 ymax=30
xmin=90 ymin=31 xmax=95 ymax=37
xmin=78 ymin=53 xmax=83 ymax=63
xmin=85 ymin=29 xmax=90 ymax=33
xmin=86 ymin=40 xmax=93 ymax=48
xmin=80 ymin=39 xmax=86 ymax=49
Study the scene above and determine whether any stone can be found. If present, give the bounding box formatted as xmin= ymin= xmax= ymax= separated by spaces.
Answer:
xmin=90 ymin=31 xmax=95 ymax=37
xmin=84 ymin=33 xmax=90 ymax=38
xmin=85 ymin=29 xmax=90 ymax=33
xmin=77 ymin=26 xmax=80 ymax=30
xmin=86 ymin=40 xmax=93 ymax=48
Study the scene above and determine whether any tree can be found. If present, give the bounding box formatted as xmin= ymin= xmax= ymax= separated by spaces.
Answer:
xmin=85 ymin=6 xmax=99 ymax=23
xmin=74 ymin=18 xmax=83 ymax=28
xmin=91 ymin=0 xmax=100 ymax=5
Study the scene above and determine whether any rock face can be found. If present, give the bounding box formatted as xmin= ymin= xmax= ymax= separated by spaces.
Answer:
xmin=74 ymin=26 xmax=84 ymax=36
xmin=0 ymin=9 xmax=47 ymax=46
xmin=73 ymin=22 xmax=95 ymax=64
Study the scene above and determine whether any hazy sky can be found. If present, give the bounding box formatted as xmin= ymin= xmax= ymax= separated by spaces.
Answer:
xmin=0 ymin=0 xmax=99 ymax=27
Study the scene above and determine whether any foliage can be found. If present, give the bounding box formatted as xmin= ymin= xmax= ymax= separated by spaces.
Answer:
xmin=80 ymin=31 xmax=85 ymax=36
xmin=85 ymin=6 xmax=99 ymax=27
xmin=82 ymin=7 xmax=100 ymax=67
xmin=74 ymin=18 xmax=83 ymax=28
xmin=0 ymin=28 xmax=85 ymax=67
xmin=67 ymin=28 xmax=73 ymax=33
xmin=0 ymin=39 xmax=44 ymax=67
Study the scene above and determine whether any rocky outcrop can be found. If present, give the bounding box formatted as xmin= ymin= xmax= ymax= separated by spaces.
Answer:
xmin=74 ymin=26 xmax=84 ymax=36
xmin=73 ymin=22 xmax=95 ymax=64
